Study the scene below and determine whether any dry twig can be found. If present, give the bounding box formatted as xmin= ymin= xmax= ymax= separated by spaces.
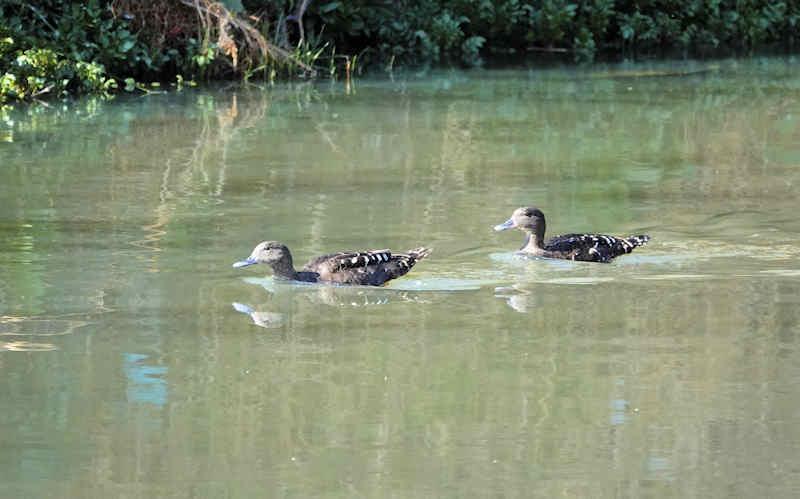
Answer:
xmin=177 ymin=0 xmax=315 ymax=74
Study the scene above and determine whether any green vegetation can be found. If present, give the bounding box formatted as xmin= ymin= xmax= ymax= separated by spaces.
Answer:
xmin=312 ymin=0 xmax=800 ymax=64
xmin=2 ymin=0 xmax=800 ymax=102
xmin=0 ymin=0 xmax=326 ymax=103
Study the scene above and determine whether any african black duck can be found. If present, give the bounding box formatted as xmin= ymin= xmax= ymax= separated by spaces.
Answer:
xmin=494 ymin=207 xmax=649 ymax=263
xmin=233 ymin=241 xmax=431 ymax=286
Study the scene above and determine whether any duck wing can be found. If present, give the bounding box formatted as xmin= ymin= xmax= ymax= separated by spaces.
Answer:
xmin=303 ymin=247 xmax=431 ymax=285
xmin=304 ymin=249 xmax=393 ymax=272
xmin=545 ymin=234 xmax=649 ymax=262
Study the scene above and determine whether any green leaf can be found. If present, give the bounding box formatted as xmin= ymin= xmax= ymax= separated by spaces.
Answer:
xmin=120 ymin=39 xmax=135 ymax=53
xmin=621 ymin=25 xmax=634 ymax=40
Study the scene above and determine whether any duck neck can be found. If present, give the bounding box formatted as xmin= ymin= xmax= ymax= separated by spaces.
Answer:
xmin=521 ymin=226 xmax=545 ymax=253
xmin=269 ymin=254 xmax=299 ymax=280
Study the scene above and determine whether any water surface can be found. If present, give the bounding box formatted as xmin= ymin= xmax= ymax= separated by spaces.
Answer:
xmin=1 ymin=57 xmax=800 ymax=498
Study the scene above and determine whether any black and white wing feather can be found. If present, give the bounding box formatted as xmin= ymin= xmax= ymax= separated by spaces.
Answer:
xmin=303 ymin=247 xmax=431 ymax=285
xmin=545 ymin=233 xmax=650 ymax=262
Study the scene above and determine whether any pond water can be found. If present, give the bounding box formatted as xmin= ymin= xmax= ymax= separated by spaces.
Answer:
xmin=1 ymin=57 xmax=800 ymax=498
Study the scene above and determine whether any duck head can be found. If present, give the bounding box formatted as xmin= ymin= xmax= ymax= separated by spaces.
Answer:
xmin=494 ymin=207 xmax=546 ymax=234
xmin=233 ymin=241 xmax=293 ymax=269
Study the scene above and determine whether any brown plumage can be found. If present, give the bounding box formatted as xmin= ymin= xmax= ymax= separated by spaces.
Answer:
xmin=233 ymin=241 xmax=431 ymax=286
xmin=494 ymin=207 xmax=650 ymax=263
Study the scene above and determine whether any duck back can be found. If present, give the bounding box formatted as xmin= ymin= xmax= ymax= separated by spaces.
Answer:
xmin=545 ymin=234 xmax=650 ymax=262
xmin=304 ymin=247 xmax=431 ymax=285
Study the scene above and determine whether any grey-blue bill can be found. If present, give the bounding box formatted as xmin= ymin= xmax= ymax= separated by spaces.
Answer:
xmin=232 ymin=258 xmax=257 ymax=268
xmin=493 ymin=218 xmax=516 ymax=231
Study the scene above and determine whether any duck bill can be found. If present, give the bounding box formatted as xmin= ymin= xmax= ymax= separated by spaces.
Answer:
xmin=493 ymin=218 xmax=516 ymax=231
xmin=232 ymin=257 xmax=258 ymax=268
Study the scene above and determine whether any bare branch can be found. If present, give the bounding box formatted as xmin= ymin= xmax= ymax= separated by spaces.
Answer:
xmin=176 ymin=0 xmax=316 ymax=74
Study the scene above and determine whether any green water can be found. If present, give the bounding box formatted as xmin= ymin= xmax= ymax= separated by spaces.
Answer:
xmin=2 ymin=57 xmax=800 ymax=498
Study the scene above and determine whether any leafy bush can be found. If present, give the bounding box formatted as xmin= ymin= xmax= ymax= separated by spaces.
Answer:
xmin=308 ymin=0 xmax=800 ymax=67
xmin=2 ymin=0 xmax=800 ymax=103
xmin=0 ymin=1 xmax=137 ymax=101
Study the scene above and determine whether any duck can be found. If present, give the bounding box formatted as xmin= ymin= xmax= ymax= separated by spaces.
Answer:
xmin=494 ymin=207 xmax=649 ymax=263
xmin=233 ymin=241 xmax=431 ymax=286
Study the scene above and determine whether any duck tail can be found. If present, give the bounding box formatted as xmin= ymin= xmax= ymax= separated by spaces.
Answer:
xmin=406 ymin=247 xmax=432 ymax=261
xmin=626 ymin=235 xmax=650 ymax=248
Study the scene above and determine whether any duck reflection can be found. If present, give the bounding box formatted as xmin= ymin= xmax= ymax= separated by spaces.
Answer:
xmin=310 ymin=285 xmax=429 ymax=307
xmin=494 ymin=285 xmax=543 ymax=313
xmin=232 ymin=279 xmax=430 ymax=328
xmin=232 ymin=302 xmax=285 ymax=329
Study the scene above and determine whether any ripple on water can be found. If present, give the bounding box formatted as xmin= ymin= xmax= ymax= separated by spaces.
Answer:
xmin=759 ymin=269 xmax=800 ymax=277
xmin=235 ymin=240 xmax=797 ymax=301
xmin=540 ymin=277 xmax=616 ymax=285
xmin=489 ymin=241 xmax=800 ymax=284
xmin=1 ymin=340 xmax=58 ymax=352
xmin=0 ymin=316 xmax=92 ymax=352
xmin=0 ymin=317 xmax=89 ymax=337
xmin=388 ymin=277 xmax=491 ymax=291
xmin=633 ymin=274 xmax=712 ymax=281
xmin=242 ymin=275 xmax=492 ymax=293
